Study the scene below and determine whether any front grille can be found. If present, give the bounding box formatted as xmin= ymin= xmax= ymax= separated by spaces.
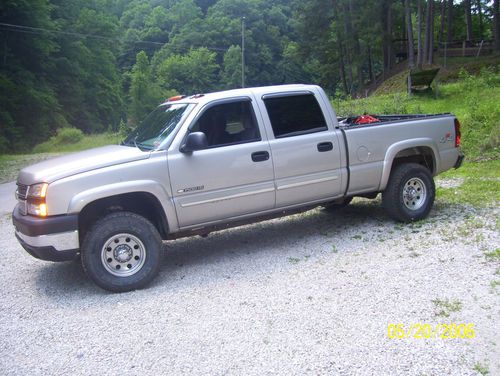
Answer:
xmin=16 ymin=183 xmax=28 ymax=215
xmin=16 ymin=183 xmax=29 ymax=200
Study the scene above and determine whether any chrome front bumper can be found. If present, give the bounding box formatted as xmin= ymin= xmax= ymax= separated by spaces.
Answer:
xmin=12 ymin=204 xmax=80 ymax=262
xmin=15 ymin=229 xmax=79 ymax=251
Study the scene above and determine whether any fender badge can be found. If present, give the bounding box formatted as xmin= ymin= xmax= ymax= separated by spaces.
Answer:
xmin=177 ymin=185 xmax=204 ymax=193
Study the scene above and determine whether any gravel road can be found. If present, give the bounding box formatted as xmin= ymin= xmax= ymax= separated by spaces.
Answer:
xmin=0 ymin=181 xmax=498 ymax=375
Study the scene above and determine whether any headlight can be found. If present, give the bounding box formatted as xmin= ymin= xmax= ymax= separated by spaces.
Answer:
xmin=28 ymin=183 xmax=48 ymax=198
xmin=27 ymin=202 xmax=48 ymax=217
xmin=27 ymin=183 xmax=48 ymax=217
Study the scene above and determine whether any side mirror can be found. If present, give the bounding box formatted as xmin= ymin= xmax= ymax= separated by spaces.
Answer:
xmin=180 ymin=132 xmax=208 ymax=153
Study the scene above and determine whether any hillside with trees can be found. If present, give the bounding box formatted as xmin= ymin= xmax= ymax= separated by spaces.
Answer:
xmin=1 ymin=0 xmax=499 ymax=153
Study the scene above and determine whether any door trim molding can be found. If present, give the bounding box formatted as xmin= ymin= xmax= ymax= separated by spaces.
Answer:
xmin=277 ymin=176 xmax=339 ymax=191
xmin=180 ymin=187 xmax=275 ymax=208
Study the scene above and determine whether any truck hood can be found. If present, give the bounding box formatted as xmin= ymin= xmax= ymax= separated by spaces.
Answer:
xmin=18 ymin=145 xmax=150 ymax=185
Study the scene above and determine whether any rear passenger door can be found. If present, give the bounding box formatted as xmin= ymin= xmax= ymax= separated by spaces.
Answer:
xmin=260 ymin=92 xmax=343 ymax=207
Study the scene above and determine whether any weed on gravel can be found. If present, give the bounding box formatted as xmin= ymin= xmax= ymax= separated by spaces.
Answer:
xmin=474 ymin=362 xmax=490 ymax=375
xmin=484 ymin=248 xmax=500 ymax=261
xmin=432 ymin=298 xmax=463 ymax=317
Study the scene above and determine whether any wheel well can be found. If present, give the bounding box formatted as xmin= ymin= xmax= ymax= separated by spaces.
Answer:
xmin=78 ymin=192 xmax=169 ymax=243
xmin=391 ymin=147 xmax=435 ymax=175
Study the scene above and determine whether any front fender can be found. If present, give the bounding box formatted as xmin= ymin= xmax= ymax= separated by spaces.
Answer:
xmin=68 ymin=180 xmax=178 ymax=232
xmin=378 ymin=138 xmax=440 ymax=191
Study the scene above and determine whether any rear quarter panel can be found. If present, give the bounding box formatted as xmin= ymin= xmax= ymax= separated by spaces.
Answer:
xmin=343 ymin=115 xmax=458 ymax=194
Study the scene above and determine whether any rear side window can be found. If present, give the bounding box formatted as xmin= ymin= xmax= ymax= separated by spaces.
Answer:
xmin=263 ymin=94 xmax=328 ymax=138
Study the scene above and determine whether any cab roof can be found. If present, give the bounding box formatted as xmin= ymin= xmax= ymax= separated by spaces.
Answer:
xmin=159 ymin=84 xmax=320 ymax=107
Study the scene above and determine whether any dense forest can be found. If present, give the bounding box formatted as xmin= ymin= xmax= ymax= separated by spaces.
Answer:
xmin=1 ymin=0 xmax=499 ymax=153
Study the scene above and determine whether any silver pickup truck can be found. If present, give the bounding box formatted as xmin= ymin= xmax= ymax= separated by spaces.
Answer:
xmin=12 ymin=84 xmax=463 ymax=292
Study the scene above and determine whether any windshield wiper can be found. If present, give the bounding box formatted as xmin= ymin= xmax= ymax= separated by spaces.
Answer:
xmin=134 ymin=137 xmax=154 ymax=151
xmin=121 ymin=137 xmax=150 ymax=151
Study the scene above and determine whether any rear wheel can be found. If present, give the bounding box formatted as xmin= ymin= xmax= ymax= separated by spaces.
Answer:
xmin=81 ymin=212 xmax=163 ymax=292
xmin=382 ymin=163 xmax=435 ymax=222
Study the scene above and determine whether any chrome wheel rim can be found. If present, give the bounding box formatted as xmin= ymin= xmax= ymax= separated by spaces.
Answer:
xmin=101 ymin=233 xmax=146 ymax=277
xmin=403 ymin=177 xmax=426 ymax=210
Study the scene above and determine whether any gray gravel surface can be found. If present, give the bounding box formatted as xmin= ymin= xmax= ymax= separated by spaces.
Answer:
xmin=1 ymin=188 xmax=499 ymax=375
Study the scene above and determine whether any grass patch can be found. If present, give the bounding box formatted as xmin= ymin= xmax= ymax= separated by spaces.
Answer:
xmin=432 ymin=298 xmax=463 ymax=317
xmin=0 ymin=153 xmax=62 ymax=184
xmin=33 ymin=131 xmax=121 ymax=153
xmin=436 ymin=160 xmax=500 ymax=207
xmin=0 ymin=132 xmax=122 ymax=183
xmin=335 ymin=66 xmax=500 ymax=161
xmin=372 ymin=55 xmax=500 ymax=96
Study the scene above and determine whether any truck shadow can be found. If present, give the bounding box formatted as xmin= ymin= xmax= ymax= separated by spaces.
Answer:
xmin=35 ymin=260 xmax=99 ymax=297
xmin=153 ymin=200 xmax=391 ymax=286
xmin=34 ymin=199 xmax=454 ymax=300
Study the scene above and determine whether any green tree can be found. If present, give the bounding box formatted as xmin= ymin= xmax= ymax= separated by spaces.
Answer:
xmin=0 ymin=0 xmax=62 ymax=151
xmin=51 ymin=4 xmax=124 ymax=133
xmin=129 ymin=51 xmax=162 ymax=122
xmin=157 ymin=48 xmax=218 ymax=94
xmin=221 ymin=45 xmax=242 ymax=89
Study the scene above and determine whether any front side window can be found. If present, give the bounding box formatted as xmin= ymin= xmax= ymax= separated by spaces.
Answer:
xmin=190 ymin=100 xmax=260 ymax=148
xmin=263 ymin=94 xmax=328 ymax=138
xmin=124 ymin=103 xmax=193 ymax=150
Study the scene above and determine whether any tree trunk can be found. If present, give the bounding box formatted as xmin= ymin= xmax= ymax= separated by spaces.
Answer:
xmin=428 ymin=0 xmax=435 ymax=64
xmin=447 ymin=0 xmax=453 ymax=44
xmin=424 ymin=0 xmax=431 ymax=63
xmin=347 ymin=0 xmax=364 ymax=88
xmin=340 ymin=8 xmax=354 ymax=94
xmin=382 ymin=0 xmax=394 ymax=72
xmin=464 ymin=0 xmax=473 ymax=43
xmin=338 ymin=40 xmax=349 ymax=94
xmin=438 ymin=0 xmax=447 ymax=48
xmin=494 ymin=0 xmax=500 ymax=52
xmin=367 ymin=45 xmax=375 ymax=82
xmin=346 ymin=46 xmax=354 ymax=94
xmin=476 ymin=0 xmax=484 ymax=40
xmin=405 ymin=0 xmax=415 ymax=68
xmin=417 ymin=0 xmax=424 ymax=68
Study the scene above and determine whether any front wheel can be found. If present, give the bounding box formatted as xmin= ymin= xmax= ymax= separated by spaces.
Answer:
xmin=81 ymin=212 xmax=163 ymax=292
xmin=382 ymin=163 xmax=435 ymax=222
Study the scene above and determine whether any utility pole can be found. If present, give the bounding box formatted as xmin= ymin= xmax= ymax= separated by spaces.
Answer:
xmin=241 ymin=16 xmax=245 ymax=88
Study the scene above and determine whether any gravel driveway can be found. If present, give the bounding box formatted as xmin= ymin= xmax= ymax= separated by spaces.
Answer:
xmin=0 ymin=182 xmax=498 ymax=375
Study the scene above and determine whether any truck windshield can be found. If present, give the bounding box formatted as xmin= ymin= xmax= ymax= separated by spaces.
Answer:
xmin=123 ymin=103 xmax=193 ymax=150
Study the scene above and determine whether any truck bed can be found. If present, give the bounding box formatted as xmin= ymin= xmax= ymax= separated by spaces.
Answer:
xmin=338 ymin=113 xmax=452 ymax=129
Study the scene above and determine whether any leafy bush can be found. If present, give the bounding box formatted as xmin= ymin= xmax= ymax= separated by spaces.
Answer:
xmin=53 ymin=128 xmax=84 ymax=144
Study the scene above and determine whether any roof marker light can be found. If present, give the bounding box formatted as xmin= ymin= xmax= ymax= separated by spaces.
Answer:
xmin=167 ymin=95 xmax=186 ymax=102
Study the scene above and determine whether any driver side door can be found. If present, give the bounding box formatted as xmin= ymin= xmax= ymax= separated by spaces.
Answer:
xmin=167 ymin=98 xmax=276 ymax=228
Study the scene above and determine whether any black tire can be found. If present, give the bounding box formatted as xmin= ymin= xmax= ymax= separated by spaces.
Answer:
xmin=323 ymin=197 xmax=353 ymax=211
xmin=382 ymin=163 xmax=435 ymax=222
xmin=81 ymin=212 xmax=163 ymax=293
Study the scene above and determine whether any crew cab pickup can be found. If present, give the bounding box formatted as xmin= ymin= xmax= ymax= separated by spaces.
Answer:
xmin=12 ymin=84 xmax=464 ymax=292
